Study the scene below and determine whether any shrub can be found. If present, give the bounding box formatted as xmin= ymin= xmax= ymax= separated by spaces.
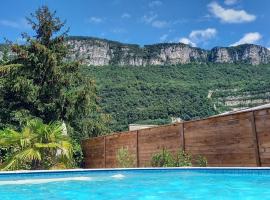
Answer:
xmin=116 ymin=147 xmax=135 ymax=168
xmin=151 ymin=148 xmax=207 ymax=167
xmin=151 ymin=149 xmax=175 ymax=167
xmin=175 ymin=150 xmax=192 ymax=167
xmin=195 ymin=155 xmax=208 ymax=167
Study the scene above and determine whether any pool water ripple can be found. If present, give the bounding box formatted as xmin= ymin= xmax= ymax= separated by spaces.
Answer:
xmin=0 ymin=169 xmax=270 ymax=200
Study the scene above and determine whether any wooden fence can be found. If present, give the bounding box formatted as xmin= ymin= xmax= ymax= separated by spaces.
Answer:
xmin=81 ymin=107 xmax=270 ymax=168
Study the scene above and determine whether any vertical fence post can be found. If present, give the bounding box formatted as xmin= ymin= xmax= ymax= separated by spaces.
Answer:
xmin=251 ymin=111 xmax=261 ymax=167
xmin=103 ymin=136 xmax=106 ymax=168
xmin=182 ymin=123 xmax=185 ymax=151
xmin=136 ymin=130 xmax=139 ymax=167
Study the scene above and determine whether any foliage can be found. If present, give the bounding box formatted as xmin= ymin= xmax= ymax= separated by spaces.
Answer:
xmin=0 ymin=6 xmax=112 ymax=169
xmin=116 ymin=147 xmax=135 ymax=168
xmin=151 ymin=148 xmax=207 ymax=167
xmin=0 ymin=119 xmax=73 ymax=170
xmin=151 ymin=149 xmax=175 ymax=167
xmin=195 ymin=155 xmax=208 ymax=167
xmin=0 ymin=6 xmax=110 ymax=153
xmin=85 ymin=63 xmax=270 ymax=131
xmin=0 ymin=46 xmax=10 ymax=65
xmin=175 ymin=150 xmax=192 ymax=167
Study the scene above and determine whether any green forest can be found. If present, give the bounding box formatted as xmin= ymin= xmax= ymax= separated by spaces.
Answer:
xmin=84 ymin=63 xmax=270 ymax=131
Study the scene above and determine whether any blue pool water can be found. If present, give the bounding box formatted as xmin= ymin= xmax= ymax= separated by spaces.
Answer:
xmin=0 ymin=168 xmax=270 ymax=200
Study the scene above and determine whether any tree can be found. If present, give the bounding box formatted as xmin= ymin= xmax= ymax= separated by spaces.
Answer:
xmin=0 ymin=46 xmax=10 ymax=65
xmin=0 ymin=6 xmax=110 ymax=140
xmin=0 ymin=119 xmax=73 ymax=170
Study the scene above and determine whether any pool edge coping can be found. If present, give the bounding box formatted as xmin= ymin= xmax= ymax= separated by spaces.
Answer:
xmin=1 ymin=167 xmax=270 ymax=174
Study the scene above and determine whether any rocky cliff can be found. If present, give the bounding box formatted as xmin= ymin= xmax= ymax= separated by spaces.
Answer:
xmin=1 ymin=36 xmax=270 ymax=65
xmin=66 ymin=36 xmax=270 ymax=66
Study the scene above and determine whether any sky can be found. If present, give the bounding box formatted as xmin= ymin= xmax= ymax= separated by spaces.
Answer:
xmin=0 ymin=0 xmax=269 ymax=49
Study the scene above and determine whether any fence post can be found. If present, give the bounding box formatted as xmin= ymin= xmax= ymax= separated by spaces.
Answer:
xmin=251 ymin=111 xmax=261 ymax=167
xmin=136 ymin=130 xmax=139 ymax=167
xmin=103 ymin=136 xmax=106 ymax=168
xmin=181 ymin=123 xmax=185 ymax=151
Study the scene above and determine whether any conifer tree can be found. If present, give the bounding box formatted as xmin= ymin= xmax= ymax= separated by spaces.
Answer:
xmin=0 ymin=6 xmax=110 ymax=143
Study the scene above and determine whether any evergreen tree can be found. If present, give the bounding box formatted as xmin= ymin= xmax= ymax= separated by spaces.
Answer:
xmin=0 ymin=6 xmax=110 ymax=142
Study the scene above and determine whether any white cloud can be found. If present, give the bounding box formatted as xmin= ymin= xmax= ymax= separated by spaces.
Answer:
xmin=230 ymin=32 xmax=262 ymax=46
xmin=152 ymin=20 xmax=168 ymax=28
xmin=208 ymin=2 xmax=256 ymax=23
xmin=141 ymin=13 xmax=168 ymax=28
xmin=189 ymin=28 xmax=217 ymax=42
xmin=141 ymin=13 xmax=158 ymax=24
xmin=121 ymin=13 xmax=131 ymax=19
xmin=160 ymin=34 xmax=168 ymax=42
xmin=149 ymin=0 xmax=162 ymax=7
xmin=224 ymin=0 xmax=239 ymax=5
xmin=179 ymin=37 xmax=197 ymax=47
xmin=88 ymin=17 xmax=104 ymax=24
xmin=178 ymin=28 xmax=217 ymax=47
xmin=111 ymin=28 xmax=127 ymax=34
xmin=0 ymin=20 xmax=20 ymax=28
xmin=0 ymin=19 xmax=29 ymax=29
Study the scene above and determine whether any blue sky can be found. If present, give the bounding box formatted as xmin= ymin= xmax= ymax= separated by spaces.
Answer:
xmin=0 ymin=0 xmax=269 ymax=49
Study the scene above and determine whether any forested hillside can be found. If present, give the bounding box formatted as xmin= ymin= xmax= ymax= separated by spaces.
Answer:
xmin=84 ymin=63 xmax=270 ymax=131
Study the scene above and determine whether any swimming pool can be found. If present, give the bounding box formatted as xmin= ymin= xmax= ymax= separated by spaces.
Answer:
xmin=0 ymin=168 xmax=269 ymax=200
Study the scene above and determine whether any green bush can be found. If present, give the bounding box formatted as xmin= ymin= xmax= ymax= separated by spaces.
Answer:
xmin=116 ymin=147 xmax=135 ymax=168
xmin=175 ymin=150 xmax=192 ymax=167
xmin=151 ymin=149 xmax=175 ymax=167
xmin=195 ymin=155 xmax=208 ymax=167
xmin=151 ymin=148 xmax=207 ymax=167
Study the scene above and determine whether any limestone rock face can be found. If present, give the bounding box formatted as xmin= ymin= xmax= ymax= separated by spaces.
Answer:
xmin=209 ymin=44 xmax=270 ymax=65
xmin=66 ymin=37 xmax=209 ymax=66
xmin=1 ymin=37 xmax=270 ymax=66
xmin=210 ymin=47 xmax=233 ymax=63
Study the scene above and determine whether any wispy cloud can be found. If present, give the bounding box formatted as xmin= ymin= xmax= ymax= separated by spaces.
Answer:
xmin=88 ymin=17 xmax=104 ymax=24
xmin=149 ymin=0 xmax=163 ymax=8
xmin=141 ymin=12 xmax=170 ymax=29
xmin=141 ymin=12 xmax=158 ymax=24
xmin=179 ymin=37 xmax=197 ymax=47
xmin=0 ymin=18 xmax=29 ymax=29
xmin=230 ymin=32 xmax=262 ymax=46
xmin=224 ymin=0 xmax=239 ymax=5
xmin=111 ymin=28 xmax=127 ymax=34
xmin=152 ymin=20 xmax=168 ymax=28
xmin=159 ymin=34 xmax=168 ymax=42
xmin=179 ymin=28 xmax=217 ymax=47
xmin=189 ymin=28 xmax=217 ymax=42
xmin=208 ymin=2 xmax=256 ymax=23
xmin=121 ymin=13 xmax=131 ymax=19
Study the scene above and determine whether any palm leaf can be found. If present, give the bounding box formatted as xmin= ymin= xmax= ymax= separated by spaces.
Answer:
xmin=0 ymin=129 xmax=21 ymax=147
xmin=0 ymin=148 xmax=41 ymax=170
xmin=0 ymin=158 xmax=19 ymax=171
xmin=14 ymin=148 xmax=41 ymax=162
xmin=34 ymin=142 xmax=60 ymax=148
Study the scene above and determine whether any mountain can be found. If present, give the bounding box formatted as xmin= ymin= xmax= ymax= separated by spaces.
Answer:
xmin=1 ymin=36 xmax=270 ymax=65
xmin=85 ymin=63 xmax=270 ymax=131
xmin=66 ymin=36 xmax=270 ymax=66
